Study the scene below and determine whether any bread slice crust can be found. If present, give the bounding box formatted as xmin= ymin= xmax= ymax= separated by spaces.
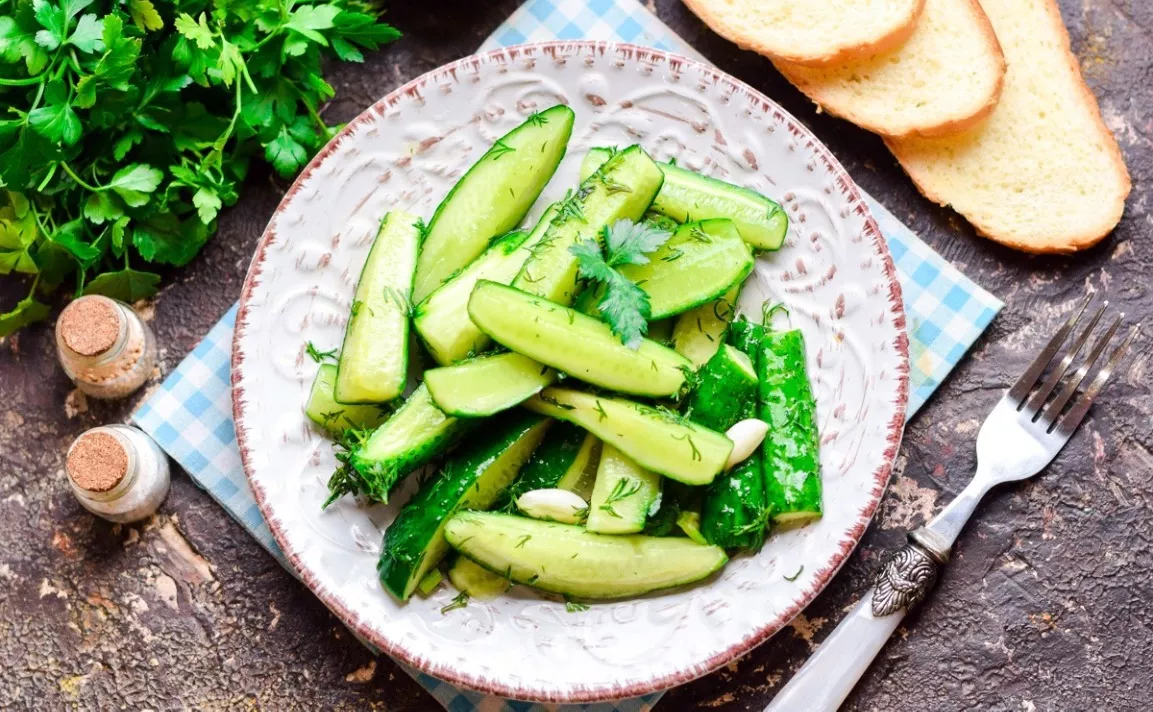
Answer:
xmin=887 ymin=0 xmax=1130 ymax=253
xmin=774 ymin=0 xmax=1005 ymax=138
xmin=683 ymin=0 xmax=927 ymax=67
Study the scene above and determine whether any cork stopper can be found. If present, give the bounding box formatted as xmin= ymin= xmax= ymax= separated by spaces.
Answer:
xmin=67 ymin=431 xmax=129 ymax=493
xmin=59 ymin=297 xmax=121 ymax=357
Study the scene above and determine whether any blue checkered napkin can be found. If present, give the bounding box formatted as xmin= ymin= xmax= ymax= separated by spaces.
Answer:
xmin=133 ymin=1 xmax=1002 ymax=710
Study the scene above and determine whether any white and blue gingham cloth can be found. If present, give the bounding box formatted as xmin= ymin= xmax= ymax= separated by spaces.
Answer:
xmin=133 ymin=1 xmax=1002 ymax=710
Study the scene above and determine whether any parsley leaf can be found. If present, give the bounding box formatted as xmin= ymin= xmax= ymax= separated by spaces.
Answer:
xmin=569 ymin=219 xmax=672 ymax=348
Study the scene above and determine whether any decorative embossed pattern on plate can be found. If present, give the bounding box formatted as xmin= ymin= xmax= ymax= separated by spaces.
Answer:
xmin=232 ymin=42 xmax=909 ymax=703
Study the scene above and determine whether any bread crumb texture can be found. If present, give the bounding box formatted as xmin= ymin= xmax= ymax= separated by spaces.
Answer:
xmin=888 ymin=0 xmax=1130 ymax=252
xmin=684 ymin=0 xmax=925 ymax=66
xmin=776 ymin=0 xmax=1006 ymax=138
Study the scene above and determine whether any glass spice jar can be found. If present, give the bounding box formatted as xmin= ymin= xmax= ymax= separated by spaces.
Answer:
xmin=65 ymin=425 xmax=171 ymax=523
xmin=55 ymin=295 xmax=156 ymax=399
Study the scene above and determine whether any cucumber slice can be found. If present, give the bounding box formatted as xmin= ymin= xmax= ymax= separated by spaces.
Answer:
xmin=497 ymin=422 xmax=586 ymax=510
xmin=304 ymin=364 xmax=391 ymax=433
xmin=586 ymin=445 xmax=661 ymax=535
xmin=377 ymin=411 xmax=550 ymax=600
xmin=414 ymin=204 xmax=560 ymax=366
xmin=468 ymin=281 xmax=691 ymax=398
xmin=619 ymin=219 xmax=754 ymax=319
xmin=447 ymin=555 xmax=510 ymax=600
xmin=413 ymin=105 xmax=575 ymax=302
xmin=555 ymin=433 xmax=601 ymax=499
xmin=684 ymin=344 xmax=758 ymax=432
xmin=350 ymin=384 xmax=471 ymax=502
xmin=757 ymin=329 xmax=822 ymax=523
xmin=581 ymin=146 xmax=788 ymax=251
xmin=524 ymin=388 xmax=732 ymax=485
xmin=672 ymin=284 xmax=741 ymax=367
xmin=512 ymin=145 xmax=664 ymax=306
xmin=416 ymin=569 xmax=443 ymax=597
xmin=425 ymin=352 xmax=554 ymax=418
xmin=445 ymin=511 xmax=728 ymax=599
xmin=334 ymin=211 xmax=421 ymax=403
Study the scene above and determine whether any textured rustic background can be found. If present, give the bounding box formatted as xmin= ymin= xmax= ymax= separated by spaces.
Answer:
xmin=2 ymin=1 xmax=1150 ymax=709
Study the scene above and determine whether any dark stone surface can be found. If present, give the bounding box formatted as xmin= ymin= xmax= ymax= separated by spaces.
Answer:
xmin=2 ymin=0 xmax=1150 ymax=709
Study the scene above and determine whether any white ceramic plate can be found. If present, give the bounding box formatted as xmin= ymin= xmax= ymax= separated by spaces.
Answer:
xmin=233 ymin=42 xmax=909 ymax=702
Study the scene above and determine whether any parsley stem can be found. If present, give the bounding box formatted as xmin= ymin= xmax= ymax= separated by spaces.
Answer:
xmin=302 ymin=98 xmax=333 ymax=141
xmin=60 ymin=163 xmax=101 ymax=192
xmin=0 ymin=76 xmax=43 ymax=86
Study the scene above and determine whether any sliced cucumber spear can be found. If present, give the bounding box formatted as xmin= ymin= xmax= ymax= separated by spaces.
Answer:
xmin=581 ymin=146 xmax=788 ymax=251
xmin=620 ymin=219 xmax=754 ymax=319
xmin=468 ymin=280 xmax=691 ymax=398
xmin=413 ymin=105 xmax=575 ymax=302
xmin=756 ymin=327 xmax=823 ymax=524
xmin=447 ymin=555 xmax=510 ymax=601
xmin=496 ymin=422 xmax=591 ymax=510
xmin=586 ymin=444 xmax=661 ymax=535
xmin=445 ymin=511 xmax=728 ymax=599
xmin=672 ymin=283 xmax=741 ymax=367
xmin=304 ymin=364 xmax=391 ymax=433
xmin=349 ymin=383 xmax=471 ymax=502
xmin=684 ymin=343 xmax=758 ymax=433
xmin=377 ymin=411 xmax=550 ymax=600
xmin=699 ymin=329 xmax=768 ymax=551
xmin=425 ymin=352 xmax=554 ymax=418
xmin=334 ymin=210 xmax=421 ymax=404
xmin=414 ymin=203 xmax=560 ymax=366
xmin=524 ymin=388 xmax=732 ymax=486
xmin=512 ymin=144 xmax=664 ymax=306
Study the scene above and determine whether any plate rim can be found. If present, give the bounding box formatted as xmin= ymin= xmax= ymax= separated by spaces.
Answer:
xmin=231 ymin=39 xmax=910 ymax=703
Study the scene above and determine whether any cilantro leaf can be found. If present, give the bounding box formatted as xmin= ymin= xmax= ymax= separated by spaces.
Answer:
xmin=174 ymin=13 xmax=215 ymax=49
xmin=569 ymin=219 xmax=671 ymax=349
xmin=126 ymin=0 xmax=163 ymax=31
xmin=286 ymin=5 xmax=340 ymax=45
xmin=0 ymin=292 xmax=50 ymax=338
xmin=67 ymin=13 xmax=103 ymax=52
xmin=47 ymin=219 xmax=101 ymax=265
xmin=265 ymin=125 xmax=309 ymax=177
xmin=32 ymin=0 xmax=67 ymax=51
xmin=192 ymin=187 xmax=222 ymax=223
xmin=28 ymin=80 xmax=82 ymax=145
xmin=107 ymin=164 xmax=162 ymax=207
xmin=603 ymin=219 xmax=672 ymax=267
xmin=132 ymin=213 xmax=208 ymax=266
xmin=83 ymin=268 xmax=161 ymax=302
xmin=83 ymin=191 xmax=123 ymax=224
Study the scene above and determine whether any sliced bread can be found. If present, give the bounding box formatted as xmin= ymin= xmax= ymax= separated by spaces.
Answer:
xmin=887 ymin=0 xmax=1130 ymax=253
xmin=683 ymin=0 xmax=926 ymax=67
xmin=774 ymin=0 xmax=1005 ymax=138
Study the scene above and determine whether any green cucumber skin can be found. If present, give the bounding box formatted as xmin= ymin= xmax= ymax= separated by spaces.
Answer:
xmin=424 ymin=352 xmax=555 ymax=418
xmin=523 ymin=388 xmax=732 ymax=486
xmin=445 ymin=511 xmax=728 ymax=599
xmin=581 ymin=147 xmax=788 ymax=250
xmin=672 ymin=284 xmax=741 ymax=367
xmin=304 ymin=364 xmax=391 ymax=433
xmin=377 ymin=411 xmax=549 ymax=600
xmin=468 ymin=280 xmax=691 ymax=398
xmin=412 ymin=229 xmax=531 ymax=366
xmin=757 ymin=329 xmax=822 ymax=521
xmin=413 ymin=105 xmax=574 ymax=302
xmin=684 ymin=344 xmax=758 ymax=433
xmin=697 ymin=321 xmax=771 ymax=550
xmin=350 ymin=384 xmax=472 ymax=503
xmin=619 ymin=219 xmax=754 ymax=320
xmin=494 ymin=421 xmax=587 ymax=511
xmin=334 ymin=211 xmax=420 ymax=404
xmin=512 ymin=145 xmax=664 ymax=306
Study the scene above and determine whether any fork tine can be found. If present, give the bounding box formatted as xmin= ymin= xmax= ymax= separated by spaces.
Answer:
xmin=1025 ymin=301 xmax=1107 ymax=416
xmin=1008 ymin=294 xmax=1092 ymax=404
xmin=1054 ymin=325 xmax=1139 ymax=434
xmin=1040 ymin=313 xmax=1123 ymax=426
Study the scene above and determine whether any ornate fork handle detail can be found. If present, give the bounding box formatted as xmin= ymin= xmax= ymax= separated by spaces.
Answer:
xmin=870 ymin=531 xmax=948 ymax=617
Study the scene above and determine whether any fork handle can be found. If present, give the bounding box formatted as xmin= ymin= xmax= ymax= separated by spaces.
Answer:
xmin=765 ymin=535 xmax=946 ymax=712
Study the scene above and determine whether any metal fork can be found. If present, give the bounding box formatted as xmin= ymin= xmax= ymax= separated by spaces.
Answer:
xmin=766 ymin=296 xmax=1139 ymax=712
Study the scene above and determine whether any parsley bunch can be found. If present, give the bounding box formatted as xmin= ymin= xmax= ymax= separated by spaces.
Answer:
xmin=0 ymin=0 xmax=399 ymax=336
xmin=570 ymin=218 xmax=672 ymax=349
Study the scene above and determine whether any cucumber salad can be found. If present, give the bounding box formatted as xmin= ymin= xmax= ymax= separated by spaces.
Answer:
xmin=303 ymin=104 xmax=823 ymax=606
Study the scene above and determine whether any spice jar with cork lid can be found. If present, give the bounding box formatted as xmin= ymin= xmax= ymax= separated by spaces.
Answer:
xmin=55 ymin=295 xmax=156 ymax=399
xmin=66 ymin=425 xmax=170 ymax=523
